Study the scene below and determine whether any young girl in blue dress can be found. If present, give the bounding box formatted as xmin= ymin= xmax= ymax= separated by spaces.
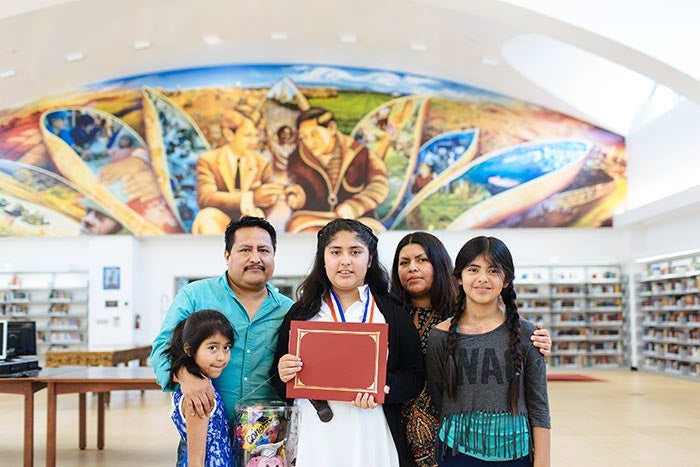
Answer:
xmin=164 ymin=309 xmax=235 ymax=467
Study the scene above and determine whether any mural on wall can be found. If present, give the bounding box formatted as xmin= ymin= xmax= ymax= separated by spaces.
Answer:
xmin=0 ymin=64 xmax=626 ymax=236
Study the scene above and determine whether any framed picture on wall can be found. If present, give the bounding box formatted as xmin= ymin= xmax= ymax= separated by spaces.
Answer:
xmin=103 ymin=266 xmax=120 ymax=290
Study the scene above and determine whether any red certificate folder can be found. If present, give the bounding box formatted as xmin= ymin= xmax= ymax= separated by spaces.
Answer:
xmin=286 ymin=320 xmax=388 ymax=403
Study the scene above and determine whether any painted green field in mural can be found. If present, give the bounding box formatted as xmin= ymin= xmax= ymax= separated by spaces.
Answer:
xmin=308 ymin=91 xmax=395 ymax=134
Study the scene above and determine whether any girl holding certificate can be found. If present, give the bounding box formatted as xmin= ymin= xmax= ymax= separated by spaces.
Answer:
xmin=273 ymin=218 xmax=424 ymax=466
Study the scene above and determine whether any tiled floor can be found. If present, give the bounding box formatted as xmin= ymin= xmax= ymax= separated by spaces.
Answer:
xmin=0 ymin=369 xmax=698 ymax=466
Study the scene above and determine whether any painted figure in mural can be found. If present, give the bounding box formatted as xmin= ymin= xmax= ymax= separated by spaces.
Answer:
xmin=284 ymin=107 xmax=390 ymax=233
xmin=69 ymin=113 xmax=102 ymax=160
xmin=79 ymin=198 xmax=127 ymax=235
xmin=264 ymin=124 xmax=297 ymax=182
xmin=87 ymin=117 xmax=113 ymax=159
xmin=46 ymin=112 xmax=74 ymax=147
xmin=107 ymin=134 xmax=139 ymax=162
xmin=406 ymin=162 xmax=436 ymax=228
xmin=96 ymin=133 xmax=157 ymax=199
xmin=98 ymin=147 xmax=163 ymax=205
xmin=192 ymin=109 xmax=287 ymax=234
xmin=411 ymin=162 xmax=435 ymax=194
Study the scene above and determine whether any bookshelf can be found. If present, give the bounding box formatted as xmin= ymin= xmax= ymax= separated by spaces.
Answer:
xmin=636 ymin=251 xmax=700 ymax=379
xmin=515 ymin=265 xmax=627 ymax=368
xmin=0 ymin=271 xmax=89 ymax=354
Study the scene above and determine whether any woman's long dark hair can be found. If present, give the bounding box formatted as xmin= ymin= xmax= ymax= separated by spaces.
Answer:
xmin=445 ymin=236 xmax=523 ymax=414
xmin=163 ymin=309 xmax=234 ymax=390
xmin=291 ymin=218 xmax=390 ymax=320
xmin=390 ymin=231 xmax=457 ymax=318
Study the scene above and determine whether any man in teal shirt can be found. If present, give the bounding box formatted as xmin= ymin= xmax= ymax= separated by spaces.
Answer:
xmin=150 ymin=216 xmax=294 ymax=421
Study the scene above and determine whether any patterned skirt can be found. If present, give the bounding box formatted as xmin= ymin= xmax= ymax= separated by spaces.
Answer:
xmin=402 ymin=384 xmax=440 ymax=467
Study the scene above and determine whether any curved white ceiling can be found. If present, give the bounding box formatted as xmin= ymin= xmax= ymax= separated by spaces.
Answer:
xmin=501 ymin=0 xmax=700 ymax=81
xmin=0 ymin=0 xmax=697 ymax=136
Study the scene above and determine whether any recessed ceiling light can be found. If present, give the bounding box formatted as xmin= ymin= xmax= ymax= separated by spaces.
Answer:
xmin=66 ymin=52 xmax=84 ymax=62
xmin=339 ymin=35 xmax=357 ymax=44
xmin=481 ymin=57 xmax=500 ymax=67
xmin=133 ymin=40 xmax=152 ymax=50
xmin=270 ymin=32 xmax=288 ymax=41
xmin=0 ymin=69 xmax=16 ymax=79
xmin=410 ymin=43 xmax=428 ymax=52
xmin=203 ymin=34 xmax=222 ymax=45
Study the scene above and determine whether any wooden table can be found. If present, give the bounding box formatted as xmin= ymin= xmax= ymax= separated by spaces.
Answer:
xmin=43 ymin=366 xmax=160 ymax=467
xmin=0 ymin=377 xmax=45 ymax=467
xmin=0 ymin=367 xmax=80 ymax=467
xmin=44 ymin=345 xmax=152 ymax=367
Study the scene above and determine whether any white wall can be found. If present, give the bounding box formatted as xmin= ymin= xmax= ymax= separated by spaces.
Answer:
xmin=86 ymin=236 xmax=138 ymax=349
xmin=0 ymin=213 xmax=697 ymax=351
xmin=0 ymin=235 xmax=139 ymax=349
xmin=612 ymin=109 xmax=700 ymax=365
xmin=616 ymin=94 xmax=700 ymax=291
xmin=1 ymin=227 xmax=629 ymax=346
xmin=626 ymin=98 xmax=700 ymax=209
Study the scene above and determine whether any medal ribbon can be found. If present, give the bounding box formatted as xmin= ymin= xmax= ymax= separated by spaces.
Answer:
xmin=328 ymin=287 xmax=375 ymax=323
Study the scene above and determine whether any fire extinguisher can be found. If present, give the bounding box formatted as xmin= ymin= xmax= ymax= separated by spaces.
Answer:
xmin=134 ymin=314 xmax=141 ymax=329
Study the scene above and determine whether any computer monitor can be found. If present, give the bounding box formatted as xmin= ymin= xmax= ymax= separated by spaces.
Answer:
xmin=6 ymin=321 xmax=37 ymax=360
xmin=0 ymin=320 xmax=7 ymax=361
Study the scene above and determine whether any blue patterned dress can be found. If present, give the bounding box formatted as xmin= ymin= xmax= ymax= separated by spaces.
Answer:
xmin=170 ymin=384 xmax=233 ymax=467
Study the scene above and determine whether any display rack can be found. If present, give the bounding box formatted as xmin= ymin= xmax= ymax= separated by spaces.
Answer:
xmin=636 ymin=251 xmax=700 ymax=380
xmin=0 ymin=271 xmax=89 ymax=354
xmin=515 ymin=265 xmax=626 ymax=369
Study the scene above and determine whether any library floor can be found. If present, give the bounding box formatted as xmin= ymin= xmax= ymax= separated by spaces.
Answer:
xmin=1 ymin=369 xmax=698 ymax=466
